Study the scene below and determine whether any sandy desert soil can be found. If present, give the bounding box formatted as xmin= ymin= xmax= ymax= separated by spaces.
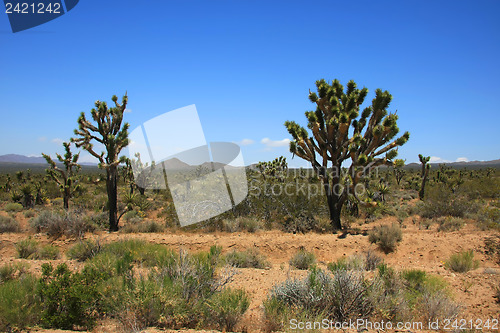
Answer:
xmin=1 ymin=212 xmax=499 ymax=332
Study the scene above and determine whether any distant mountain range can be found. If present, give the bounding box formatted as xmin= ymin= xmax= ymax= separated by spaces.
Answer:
xmin=0 ymin=154 xmax=236 ymax=170
xmin=405 ymin=159 xmax=500 ymax=169
xmin=0 ymin=154 xmax=97 ymax=166
xmin=0 ymin=154 xmax=499 ymax=169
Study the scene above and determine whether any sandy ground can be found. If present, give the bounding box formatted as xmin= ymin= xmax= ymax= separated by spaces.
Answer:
xmin=1 ymin=212 xmax=499 ymax=332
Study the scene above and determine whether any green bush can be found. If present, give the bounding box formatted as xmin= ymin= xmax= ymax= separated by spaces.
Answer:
xmin=289 ymin=248 xmax=316 ymax=270
xmin=222 ymin=216 xmax=263 ymax=233
xmin=37 ymin=263 xmax=108 ymax=330
xmin=23 ymin=209 xmax=36 ymax=218
xmin=0 ymin=215 xmax=20 ymax=233
xmin=368 ymin=224 xmax=403 ymax=253
xmin=0 ymin=275 xmax=40 ymax=331
xmin=445 ymin=250 xmax=479 ymax=273
xmin=67 ymin=239 xmax=102 ymax=261
xmin=36 ymin=245 xmax=60 ymax=260
xmin=224 ymin=248 xmax=270 ymax=269
xmin=15 ymin=238 xmax=39 ymax=259
xmin=31 ymin=210 xmax=94 ymax=238
xmin=121 ymin=219 xmax=164 ymax=233
xmin=202 ymin=288 xmax=250 ymax=331
xmin=3 ymin=202 xmax=23 ymax=212
xmin=420 ymin=184 xmax=476 ymax=218
xmin=328 ymin=251 xmax=382 ymax=272
xmin=437 ymin=217 xmax=465 ymax=232
xmin=0 ymin=263 xmax=28 ymax=284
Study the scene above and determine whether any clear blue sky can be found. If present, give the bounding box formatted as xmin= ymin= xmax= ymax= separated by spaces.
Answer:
xmin=1 ymin=0 xmax=499 ymax=167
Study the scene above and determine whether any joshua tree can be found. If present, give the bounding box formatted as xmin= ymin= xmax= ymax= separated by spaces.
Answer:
xmin=392 ymin=159 xmax=406 ymax=186
xmin=285 ymin=79 xmax=409 ymax=230
xmin=42 ymin=142 xmax=81 ymax=209
xmin=72 ymin=94 xmax=130 ymax=231
xmin=256 ymin=156 xmax=288 ymax=182
xmin=418 ymin=154 xmax=430 ymax=200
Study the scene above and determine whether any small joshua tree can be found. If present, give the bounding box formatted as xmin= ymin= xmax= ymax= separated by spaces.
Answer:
xmin=285 ymin=79 xmax=409 ymax=230
xmin=72 ymin=94 xmax=129 ymax=231
xmin=392 ymin=158 xmax=406 ymax=186
xmin=418 ymin=154 xmax=430 ymax=200
xmin=42 ymin=142 xmax=81 ymax=209
xmin=256 ymin=156 xmax=288 ymax=182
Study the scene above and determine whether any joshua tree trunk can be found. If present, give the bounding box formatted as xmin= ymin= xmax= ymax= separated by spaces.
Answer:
xmin=63 ymin=190 xmax=69 ymax=210
xmin=107 ymin=166 xmax=119 ymax=231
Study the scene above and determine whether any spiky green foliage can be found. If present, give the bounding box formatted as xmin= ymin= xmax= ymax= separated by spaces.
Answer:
xmin=42 ymin=142 xmax=81 ymax=210
xmin=72 ymin=94 xmax=130 ymax=231
xmin=256 ymin=156 xmax=288 ymax=182
xmin=284 ymin=79 xmax=409 ymax=230
xmin=418 ymin=154 xmax=431 ymax=200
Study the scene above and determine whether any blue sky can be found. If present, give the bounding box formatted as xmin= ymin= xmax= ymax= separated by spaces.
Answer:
xmin=0 ymin=0 xmax=499 ymax=167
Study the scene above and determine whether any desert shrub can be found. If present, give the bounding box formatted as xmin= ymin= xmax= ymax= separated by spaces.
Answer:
xmin=121 ymin=219 xmax=164 ymax=233
xmin=67 ymin=239 xmax=102 ymax=261
xmin=84 ymin=212 xmax=108 ymax=230
xmin=37 ymin=263 xmax=108 ymax=330
xmin=369 ymin=264 xmax=410 ymax=322
xmin=0 ymin=275 xmax=40 ymax=331
xmin=473 ymin=206 xmax=500 ymax=230
xmin=484 ymin=235 xmax=500 ymax=265
xmin=368 ymin=224 xmax=403 ymax=253
xmin=224 ymin=248 xmax=270 ymax=269
xmin=437 ymin=216 xmax=465 ymax=232
xmin=420 ymin=184 xmax=476 ymax=218
xmin=418 ymin=291 xmax=460 ymax=323
xmin=23 ymin=209 xmax=36 ymax=218
xmin=31 ymin=210 xmax=94 ymax=238
xmin=289 ymin=248 xmax=316 ymax=270
xmin=418 ymin=218 xmax=434 ymax=230
xmin=0 ymin=263 xmax=28 ymax=284
xmin=313 ymin=215 xmax=332 ymax=233
xmin=35 ymin=245 xmax=60 ymax=260
xmin=396 ymin=209 xmax=409 ymax=224
xmin=3 ymin=202 xmax=23 ymax=212
xmin=364 ymin=250 xmax=383 ymax=270
xmin=0 ymin=215 xmax=20 ymax=233
xmin=93 ymin=239 xmax=175 ymax=267
xmin=15 ymin=238 xmax=38 ymax=259
xmin=445 ymin=250 xmax=479 ymax=273
xmin=101 ymin=245 xmax=244 ymax=330
xmin=328 ymin=255 xmax=364 ymax=272
xmin=202 ymin=288 xmax=250 ymax=331
xmin=222 ymin=216 xmax=263 ymax=233
xmin=329 ymin=251 xmax=383 ymax=272
xmin=265 ymin=268 xmax=372 ymax=327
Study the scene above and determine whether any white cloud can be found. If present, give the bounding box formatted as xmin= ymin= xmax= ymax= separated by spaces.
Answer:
xmin=261 ymin=138 xmax=290 ymax=148
xmin=429 ymin=156 xmax=451 ymax=163
xmin=51 ymin=138 xmax=64 ymax=145
xmin=236 ymin=139 xmax=254 ymax=146
xmin=124 ymin=108 xmax=132 ymax=113
xmin=456 ymin=157 xmax=469 ymax=162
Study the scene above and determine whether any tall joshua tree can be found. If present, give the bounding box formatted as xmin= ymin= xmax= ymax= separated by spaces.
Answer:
xmin=72 ymin=94 xmax=129 ymax=231
xmin=418 ymin=154 xmax=431 ymax=200
xmin=285 ymin=79 xmax=410 ymax=231
xmin=42 ymin=142 xmax=81 ymax=209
